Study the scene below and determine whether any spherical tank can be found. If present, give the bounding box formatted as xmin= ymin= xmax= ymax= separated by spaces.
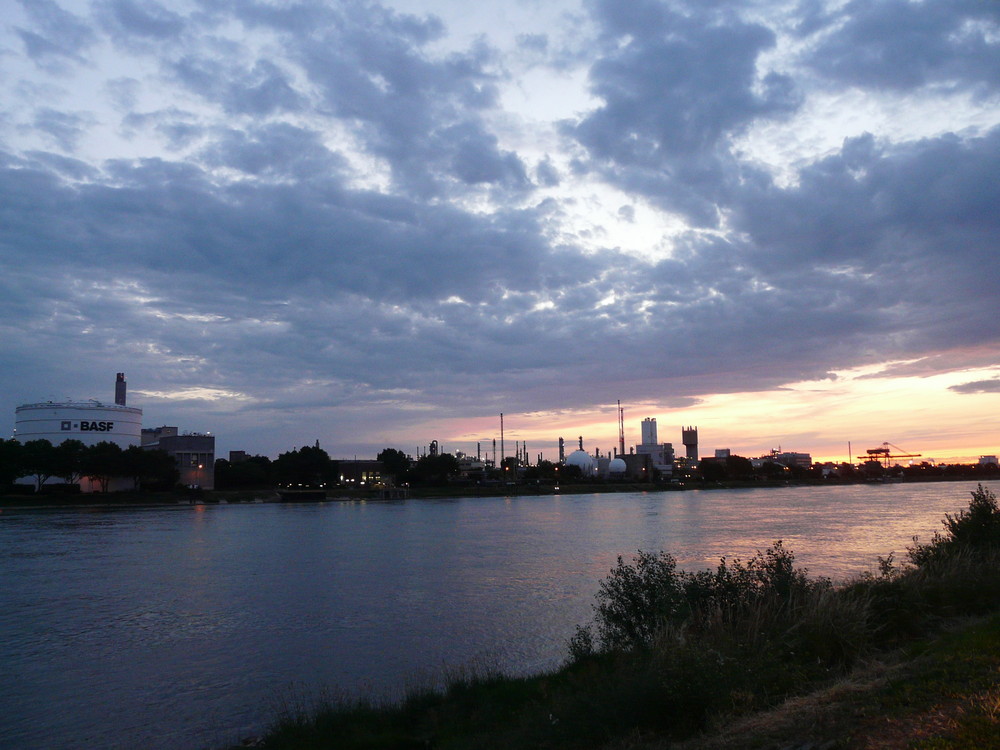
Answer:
xmin=15 ymin=401 xmax=143 ymax=449
xmin=609 ymin=457 xmax=627 ymax=474
xmin=564 ymin=449 xmax=597 ymax=475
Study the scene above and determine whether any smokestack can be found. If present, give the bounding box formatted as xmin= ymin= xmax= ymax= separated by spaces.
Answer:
xmin=618 ymin=400 xmax=625 ymax=458
xmin=115 ymin=372 xmax=127 ymax=406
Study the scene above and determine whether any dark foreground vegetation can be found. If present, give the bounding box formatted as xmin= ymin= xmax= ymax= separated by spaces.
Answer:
xmin=0 ymin=437 xmax=178 ymax=493
xmin=252 ymin=485 xmax=1000 ymax=750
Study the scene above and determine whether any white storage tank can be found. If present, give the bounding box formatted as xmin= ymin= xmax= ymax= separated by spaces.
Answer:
xmin=564 ymin=449 xmax=597 ymax=476
xmin=14 ymin=401 xmax=143 ymax=449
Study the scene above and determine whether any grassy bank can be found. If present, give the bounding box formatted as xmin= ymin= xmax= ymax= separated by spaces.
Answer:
xmin=661 ymin=612 xmax=1000 ymax=750
xmin=250 ymin=485 xmax=1000 ymax=750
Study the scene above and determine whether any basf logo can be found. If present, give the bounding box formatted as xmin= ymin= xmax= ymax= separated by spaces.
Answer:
xmin=80 ymin=421 xmax=115 ymax=432
xmin=60 ymin=421 xmax=116 ymax=432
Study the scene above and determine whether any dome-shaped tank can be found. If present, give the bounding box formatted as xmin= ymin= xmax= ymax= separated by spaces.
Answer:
xmin=609 ymin=457 xmax=627 ymax=474
xmin=564 ymin=449 xmax=596 ymax=475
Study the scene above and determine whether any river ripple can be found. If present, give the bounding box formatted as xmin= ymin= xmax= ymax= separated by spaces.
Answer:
xmin=0 ymin=481 xmax=986 ymax=749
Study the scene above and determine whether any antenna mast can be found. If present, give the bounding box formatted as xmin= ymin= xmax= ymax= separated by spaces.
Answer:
xmin=617 ymin=400 xmax=625 ymax=457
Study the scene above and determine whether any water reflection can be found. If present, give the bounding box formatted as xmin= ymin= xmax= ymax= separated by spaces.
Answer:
xmin=0 ymin=481 xmax=984 ymax=749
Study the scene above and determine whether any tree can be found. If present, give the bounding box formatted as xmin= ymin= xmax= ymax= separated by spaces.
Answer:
xmin=274 ymin=445 xmax=333 ymax=486
xmin=81 ymin=441 xmax=123 ymax=493
xmin=119 ymin=446 xmax=177 ymax=490
xmin=524 ymin=459 xmax=558 ymax=481
xmin=726 ymin=455 xmax=754 ymax=480
xmin=120 ymin=445 xmax=145 ymax=490
xmin=215 ymin=455 xmax=272 ymax=489
xmin=500 ymin=456 xmax=519 ymax=481
xmin=0 ymin=439 xmax=25 ymax=487
xmin=54 ymin=439 xmax=86 ymax=485
xmin=140 ymin=449 xmax=179 ymax=490
xmin=699 ymin=459 xmax=727 ymax=482
xmin=377 ymin=448 xmax=411 ymax=482
xmin=21 ymin=439 xmax=58 ymax=492
xmin=758 ymin=461 xmax=790 ymax=480
xmin=410 ymin=453 xmax=460 ymax=485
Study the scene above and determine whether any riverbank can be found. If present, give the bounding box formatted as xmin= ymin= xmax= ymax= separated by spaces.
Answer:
xmin=2 ymin=473 xmax=992 ymax=510
xmin=665 ymin=612 xmax=1000 ymax=749
xmin=247 ymin=485 xmax=1000 ymax=750
xmin=248 ymin=614 xmax=1000 ymax=750
xmin=0 ymin=489 xmax=280 ymax=510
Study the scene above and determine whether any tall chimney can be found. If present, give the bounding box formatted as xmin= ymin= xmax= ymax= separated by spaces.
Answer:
xmin=115 ymin=372 xmax=127 ymax=406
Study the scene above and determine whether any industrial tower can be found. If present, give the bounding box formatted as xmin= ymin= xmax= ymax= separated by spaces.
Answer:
xmin=682 ymin=426 xmax=698 ymax=461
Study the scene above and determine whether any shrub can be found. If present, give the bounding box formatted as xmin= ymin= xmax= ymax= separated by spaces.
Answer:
xmin=684 ymin=540 xmax=826 ymax=614
xmin=575 ymin=542 xmax=826 ymax=655
xmin=909 ymin=484 xmax=1000 ymax=567
xmin=591 ymin=551 xmax=687 ymax=651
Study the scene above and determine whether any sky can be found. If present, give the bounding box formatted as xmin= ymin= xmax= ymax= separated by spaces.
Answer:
xmin=1 ymin=0 xmax=999 ymax=464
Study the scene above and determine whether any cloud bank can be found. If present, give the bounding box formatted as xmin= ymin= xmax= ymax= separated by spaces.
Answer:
xmin=1 ymin=0 xmax=998 ymax=458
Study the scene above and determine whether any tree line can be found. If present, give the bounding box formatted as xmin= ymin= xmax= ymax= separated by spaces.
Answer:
xmin=0 ymin=438 xmax=178 ymax=493
xmin=215 ymin=445 xmax=467 ymax=489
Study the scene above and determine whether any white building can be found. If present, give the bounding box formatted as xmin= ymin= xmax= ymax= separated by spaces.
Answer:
xmin=15 ymin=401 xmax=142 ymax=450
xmin=635 ymin=417 xmax=674 ymax=476
xmin=13 ymin=373 xmax=143 ymax=491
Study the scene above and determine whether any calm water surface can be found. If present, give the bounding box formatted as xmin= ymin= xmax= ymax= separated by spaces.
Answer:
xmin=0 ymin=481 xmax=985 ymax=749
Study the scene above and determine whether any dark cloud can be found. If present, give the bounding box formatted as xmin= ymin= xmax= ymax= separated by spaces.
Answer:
xmin=96 ymin=0 xmax=187 ymax=41
xmin=15 ymin=0 xmax=95 ymax=66
xmin=22 ymin=150 xmax=99 ymax=181
xmin=274 ymin=6 xmax=514 ymax=197
xmin=730 ymin=127 xmax=1000 ymax=355
xmin=534 ymin=157 xmax=560 ymax=187
xmin=802 ymin=0 xmax=1000 ymax=94
xmin=1 ymin=0 xmax=999 ymax=457
xmin=950 ymin=378 xmax=1000 ymax=395
xmin=31 ymin=108 xmax=92 ymax=151
xmin=198 ymin=123 xmax=348 ymax=179
xmin=170 ymin=57 xmax=306 ymax=116
xmin=121 ymin=108 xmax=207 ymax=150
xmin=565 ymin=0 xmax=801 ymax=224
xmin=445 ymin=122 xmax=530 ymax=188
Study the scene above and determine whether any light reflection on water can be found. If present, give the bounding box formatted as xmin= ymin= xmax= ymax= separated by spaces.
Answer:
xmin=0 ymin=481 xmax=985 ymax=749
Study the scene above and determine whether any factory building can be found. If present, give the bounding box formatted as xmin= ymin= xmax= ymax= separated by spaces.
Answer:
xmin=13 ymin=373 xmax=143 ymax=491
xmin=752 ymin=449 xmax=813 ymax=471
xmin=142 ymin=426 xmax=215 ymax=489
xmin=335 ymin=459 xmax=383 ymax=485
xmin=14 ymin=373 xmax=142 ymax=451
xmin=635 ymin=417 xmax=675 ymax=477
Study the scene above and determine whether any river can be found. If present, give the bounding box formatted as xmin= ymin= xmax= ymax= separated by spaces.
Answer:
xmin=0 ymin=481 xmax=986 ymax=749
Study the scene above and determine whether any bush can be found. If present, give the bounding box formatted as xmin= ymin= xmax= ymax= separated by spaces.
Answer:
xmin=591 ymin=551 xmax=687 ymax=651
xmin=909 ymin=484 xmax=1000 ymax=567
xmin=574 ymin=541 xmax=827 ymax=655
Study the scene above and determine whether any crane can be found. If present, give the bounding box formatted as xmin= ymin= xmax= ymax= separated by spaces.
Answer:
xmin=858 ymin=442 xmax=922 ymax=468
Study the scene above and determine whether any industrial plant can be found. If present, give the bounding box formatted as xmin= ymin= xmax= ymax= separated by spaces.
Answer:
xmin=11 ymin=373 xmax=216 ymax=491
xmin=9 ymin=375 xmax=996 ymax=496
